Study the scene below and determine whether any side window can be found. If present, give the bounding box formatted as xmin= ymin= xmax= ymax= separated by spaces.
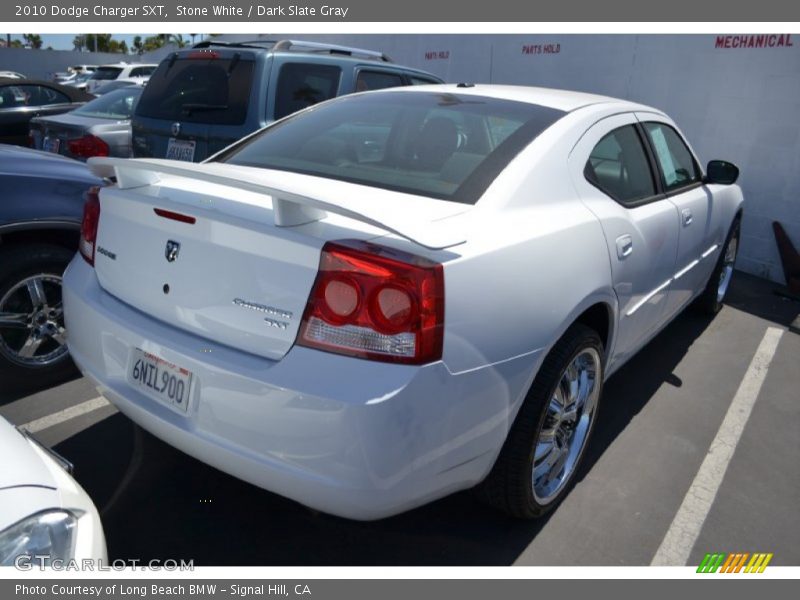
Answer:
xmin=585 ymin=125 xmax=656 ymax=204
xmin=355 ymin=70 xmax=404 ymax=92
xmin=643 ymin=122 xmax=701 ymax=192
xmin=0 ymin=86 xmax=21 ymax=108
xmin=274 ymin=63 xmax=341 ymax=121
xmin=11 ymin=85 xmax=70 ymax=107
xmin=409 ymin=76 xmax=440 ymax=86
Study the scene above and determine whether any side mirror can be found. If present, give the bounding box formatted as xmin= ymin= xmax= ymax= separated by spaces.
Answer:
xmin=705 ymin=160 xmax=739 ymax=185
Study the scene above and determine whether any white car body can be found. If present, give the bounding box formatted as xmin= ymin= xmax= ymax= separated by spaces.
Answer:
xmin=63 ymin=85 xmax=744 ymax=519
xmin=86 ymin=64 xmax=156 ymax=95
xmin=0 ymin=417 xmax=106 ymax=565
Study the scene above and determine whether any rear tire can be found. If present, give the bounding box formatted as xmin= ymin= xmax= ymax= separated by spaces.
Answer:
xmin=477 ymin=323 xmax=604 ymax=518
xmin=0 ymin=244 xmax=77 ymax=387
xmin=695 ymin=216 xmax=740 ymax=315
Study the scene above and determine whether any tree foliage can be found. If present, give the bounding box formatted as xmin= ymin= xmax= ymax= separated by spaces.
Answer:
xmin=71 ymin=34 xmax=129 ymax=53
xmin=23 ymin=34 xmax=43 ymax=49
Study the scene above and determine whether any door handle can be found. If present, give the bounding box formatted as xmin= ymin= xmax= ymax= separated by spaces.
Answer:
xmin=682 ymin=208 xmax=693 ymax=226
xmin=616 ymin=235 xmax=633 ymax=259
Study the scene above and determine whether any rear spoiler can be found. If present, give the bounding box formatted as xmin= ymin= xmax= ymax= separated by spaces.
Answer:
xmin=87 ymin=158 xmax=467 ymax=251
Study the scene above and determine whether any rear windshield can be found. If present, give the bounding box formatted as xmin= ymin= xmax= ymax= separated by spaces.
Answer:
xmin=73 ymin=87 xmax=141 ymax=120
xmin=94 ymin=81 xmax=136 ymax=95
xmin=92 ymin=67 xmax=123 ymax=81
xmin=215 ymin=91 xmax=564 ymax=204
xmin=135 ymin=57 xmax=254 ymax=125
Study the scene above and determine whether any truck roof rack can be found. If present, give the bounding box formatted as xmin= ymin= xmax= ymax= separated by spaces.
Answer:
xmin=272 ymin=40 xmax=393 ymax=62
xmin=191 ymin=39 xmax=279 ymax=50
xmin=190 ymin=39 xmax=394 ymax=62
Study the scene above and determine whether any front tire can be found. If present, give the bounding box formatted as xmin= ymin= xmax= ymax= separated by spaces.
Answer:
xmin=0 ymin=244 xmax=77 ymax=385
xmin=477 ymin=323 xmax=604 ymax=518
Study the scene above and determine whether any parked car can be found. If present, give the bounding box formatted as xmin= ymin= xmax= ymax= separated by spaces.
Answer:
xmin=65 ymin=85 xmax=743 ymax=520
xmin=30 ymin=87 xmax=143 ymax=161
xmin=0 ymin=79 xmax=93 ymax=146
xmin=55 ymin=66 xmax=98 ymax=83
xmin=0 ymin=145 xmax=102 ymax=383
xmin=0 ymin=71 xmax=25 ymax=79
xmin=62 ymin=73 xmax=94 ymax=91
xmin=85 ymin=63 xmax=156 ymax=95
xmin=92 ymin=79 xmax=147 ymax=97
xmin=69 ymin=65 xmax=98 ymax=76
xmin=0 ymin=416 xmax=106 ymax=566
xmin=131 ymin=39 xmax=443 ymax=162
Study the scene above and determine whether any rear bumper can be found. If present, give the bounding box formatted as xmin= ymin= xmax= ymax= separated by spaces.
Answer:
xmin=63 ymin=257 xmax=540 ymax=519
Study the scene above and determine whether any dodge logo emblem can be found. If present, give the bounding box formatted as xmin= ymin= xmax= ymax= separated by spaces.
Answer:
xmin=165 ymin=240 xmax=181 ymax=262
xmin=171 ymin=122 xmax=181 ymax=136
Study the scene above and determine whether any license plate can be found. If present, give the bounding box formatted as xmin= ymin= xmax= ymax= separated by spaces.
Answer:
xmin=43 ymin=136 xmax=60 ymax=154
xmin=166 ymin=138 xmax=196 ymax=162
xmin=129 ymin=348 xmax=193 ymax=413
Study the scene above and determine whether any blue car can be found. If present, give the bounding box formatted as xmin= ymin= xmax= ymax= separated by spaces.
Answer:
xmin=0 ymin=144 xmax=101 ymax=382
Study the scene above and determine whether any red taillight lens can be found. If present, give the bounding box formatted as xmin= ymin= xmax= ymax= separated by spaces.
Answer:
xmin=79 ymin=186 xmax=101 ymax=266
xmin=68 ymin=135 xmax=110 ymax=159
xmin=299 ymin=240 xmax=445 ymax=365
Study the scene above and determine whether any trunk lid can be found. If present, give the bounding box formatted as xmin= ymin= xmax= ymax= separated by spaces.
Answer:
xmin=89 ymin=158 xmax=467 ymax=360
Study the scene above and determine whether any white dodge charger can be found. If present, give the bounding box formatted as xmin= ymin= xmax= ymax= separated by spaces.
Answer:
xmin=63 ymin=85 xmax=743 ymax=519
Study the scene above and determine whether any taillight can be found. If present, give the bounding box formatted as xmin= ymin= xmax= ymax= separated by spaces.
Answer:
xmin=79 ymin=187 xmax=101 ymax=266
xmin=68 ymin=134 xmax=110 ymax=159
xmin=298 ymin=241 xmax=445 ymax=365
xmin=187 ymin=50 xmax=219 ymax=59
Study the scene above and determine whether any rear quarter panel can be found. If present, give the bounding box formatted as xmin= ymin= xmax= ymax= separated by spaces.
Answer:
xmin=440 ymin=202 xmax=615 ymax=377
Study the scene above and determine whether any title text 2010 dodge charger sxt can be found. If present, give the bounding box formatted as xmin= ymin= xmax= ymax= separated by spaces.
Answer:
xmin=62 ymin=85 xmax=743 ymax=519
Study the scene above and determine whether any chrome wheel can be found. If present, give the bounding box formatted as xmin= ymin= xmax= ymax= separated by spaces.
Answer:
xmin=716 ymin=229 xmax=739 ymax=303
xmin=532 ymin=347 xmax=601 ymax=504
xmin=0 ymin=274 xmax=68 ymax=368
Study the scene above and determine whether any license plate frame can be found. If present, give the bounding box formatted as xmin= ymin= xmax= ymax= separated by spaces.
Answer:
xmin=166 ymin=138 xmax=196 ymax=162
xmin=128 ymin=348 xmax=193 ymax=413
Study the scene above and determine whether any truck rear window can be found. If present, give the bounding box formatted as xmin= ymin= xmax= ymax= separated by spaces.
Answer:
xmin=135 ymin=58 xmax=254 ymax=125
xmin=216 ymin=91 xmax=565 ymax=204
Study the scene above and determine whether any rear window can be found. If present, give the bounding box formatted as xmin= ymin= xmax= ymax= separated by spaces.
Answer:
xmin=92 ymin=67 xmax=123 ymax=81
xmin=73 ymin=88 xmax=141 ymax=120
xmin=135 ymin=57 xmax=254 ymax=125
xmin=94 ymin=81 xmax=136 ymax=95
xmin=129 ymin=66 xmax=156 ymax=78
xmin=216 ymin=91 xmax=564 ymax=204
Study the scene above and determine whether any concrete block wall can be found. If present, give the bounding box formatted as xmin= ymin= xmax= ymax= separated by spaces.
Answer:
xmin=0 ymin=44 xmax=177 ymax=80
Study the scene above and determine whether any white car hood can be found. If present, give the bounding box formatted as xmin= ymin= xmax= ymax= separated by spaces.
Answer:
xmin=0 ymin=417 xmax=57 ymax=491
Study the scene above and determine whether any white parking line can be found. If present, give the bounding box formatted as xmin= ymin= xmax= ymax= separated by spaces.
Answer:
xmin=20 ymin=396 xmax=111 ymax=434
xmin=651 ymin=326 xmax=784 ymax=565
